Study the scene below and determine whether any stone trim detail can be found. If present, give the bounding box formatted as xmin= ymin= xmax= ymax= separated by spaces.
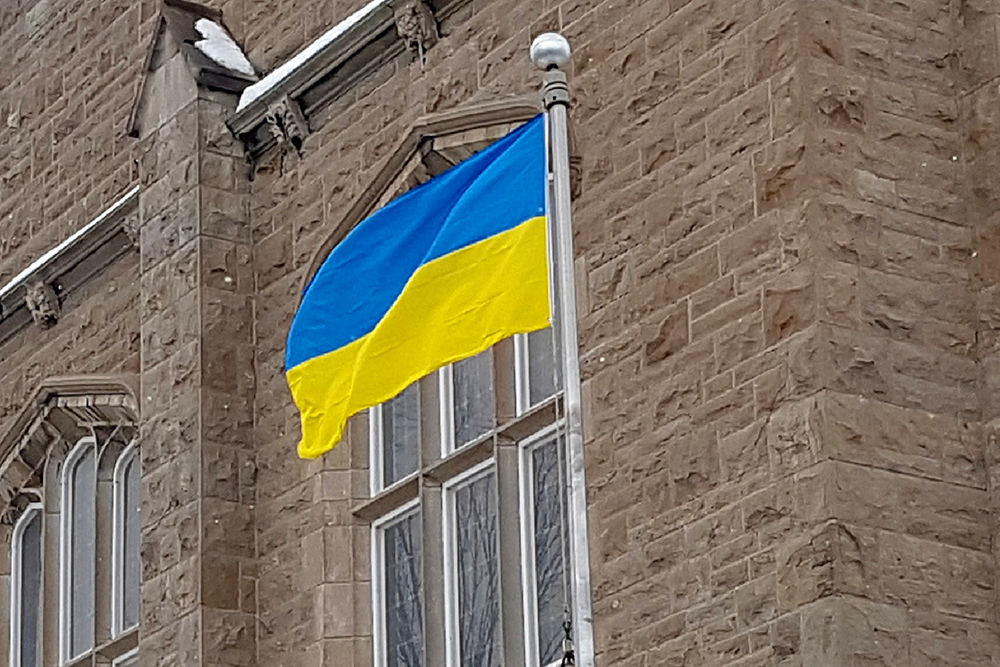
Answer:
xmin=0 ymin=375 xmax=138 ymax=525
xmin=227 ymin=0 xmax=470 ymax=162
xmin=263 ymin=96 xmax=309 ymax=154
xmin=24 ymin=279 xmax=59 ymax=329
xmin=0 ymin=187 xmax=139 ymax=347
xmin=393 ymin=0 xmax=438 ymax=63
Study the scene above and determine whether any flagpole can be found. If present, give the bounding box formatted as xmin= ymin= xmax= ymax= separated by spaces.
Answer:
xmin=531 ymin=33 xmax=595 ymax=667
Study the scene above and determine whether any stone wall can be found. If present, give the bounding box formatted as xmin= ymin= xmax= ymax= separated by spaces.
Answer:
xmin=0 ymin=256 xmax=139 ymax=442
xmin=3 ymin=0 xmax=1000 ymax=665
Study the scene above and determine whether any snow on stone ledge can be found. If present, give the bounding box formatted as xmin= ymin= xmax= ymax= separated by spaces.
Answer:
xmin=0 ymin=186 xmax=140 ymax=301
xmin=194 ymin=18 xmax=257 ymax=78
xmin=236 ymin=0 xmax=389 ymax=112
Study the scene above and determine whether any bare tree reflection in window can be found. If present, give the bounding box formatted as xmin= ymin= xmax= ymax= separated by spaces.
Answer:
xmin=526 ymin=328 xmax=560 ymax=407
xmin=455 ymin=472 xmax=501 ymax=667
xmin=532 ymin=437 xmax=569 ymax=665
xmin=383 ymin=383 xmax=420 ymax=487
xmin=453 ymin=351 xmax=494 ymax=447
xmin=68 ymin=445 xmax=97 ymax=658
xmin=385 ymin=511 xmax=423 ymax=667
xmin=14 ymin=507 xmax=42 ymax=667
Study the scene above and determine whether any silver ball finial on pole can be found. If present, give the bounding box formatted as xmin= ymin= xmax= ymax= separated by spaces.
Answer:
xmin=530 ymin=32 xmax=571 ymax=70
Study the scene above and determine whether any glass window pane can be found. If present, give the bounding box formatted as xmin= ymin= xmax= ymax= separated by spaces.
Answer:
xmin=454 ymin=472 xmax=500 ymax=667
xmin=382 ymin=384 xmax=420 ymax=488
xmin=70 ymin=447 xmax=96 ymax=657
xmin=453 ymin=351 xmax=494 ymax=447
xmin=123 ymin=454 xmax=141 ymax=631
xmin=527 ymin=329 xmax=560 ymax=408
xmin=532 ymin=438 xmax=569 ymax=666
xmin=383 ymin=511 xmax=423 ymax=667
xmin=18 ymin=510 xmax=42 ymax=667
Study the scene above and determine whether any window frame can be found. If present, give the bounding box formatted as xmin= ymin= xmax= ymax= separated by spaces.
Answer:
xmin=111 ymin=647 xmax=139 ymax=667
xmin=438 ymin=365 xmax=457 ymax=456
xmin=517 ymin=424 xmax=566 ymax=667
xmin=111 ymin=441 xmax=140 ymax=638
xmin=369 ymin=385 xmax=422 ymax=496
xmin=371 ymin=498 xmax=423 ymax=667
xmin=348 ymin=110 xmax=585 ymax=667
xmin=59 ymin=436 xmax=97 ymax=666
xmin=9 ymin=502 xmax=43 ymax=667
xmin=514 ymin=333 xmax=533 ymax=417
xmin=439 ymin=350 xmax=500 ymax=458
xmin=514 ymin=331 xmax=560 ymax=417
xmin=441 ymin=458 xmax=499 ymax=667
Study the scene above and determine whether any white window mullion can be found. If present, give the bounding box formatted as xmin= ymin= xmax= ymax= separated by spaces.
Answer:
xmin=370 ymin=404 xmax=386 ymax=496
xmin=514 ymin=334 xmax=530 ymax=416
xmin=439 ymin=366 xmax=456 ymax=456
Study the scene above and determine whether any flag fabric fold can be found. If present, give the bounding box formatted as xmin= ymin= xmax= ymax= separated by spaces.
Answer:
xmin=286 ymin=115 xmax=550 ymax=459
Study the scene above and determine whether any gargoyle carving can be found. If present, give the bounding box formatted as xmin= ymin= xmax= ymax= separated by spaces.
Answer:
xmin=122 ymin=212 xmax=141 ymax=248
xmin=25 ymin=279 xmax=59 ymax=329
xmin=394 ymin=0 xmax=438 ymax=64
xmin=264 ymin=96 xmax=308 ymax=155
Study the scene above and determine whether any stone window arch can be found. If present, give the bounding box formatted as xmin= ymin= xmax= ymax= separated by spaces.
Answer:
xmin=0 ymin=376 xmax=138 ymax=667
xmin=314 ymin=99 xmax=575 ymax=667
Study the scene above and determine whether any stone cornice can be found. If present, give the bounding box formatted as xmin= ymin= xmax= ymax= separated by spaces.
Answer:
xmin=227 ymin=0 xmax=469 ymax=161
xmin=0 ymin=186 xmax=140 ymax=348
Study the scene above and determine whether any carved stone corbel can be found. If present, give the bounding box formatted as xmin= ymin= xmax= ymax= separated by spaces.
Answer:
xmin=264 ymin=96 xmax=308 ymax=155
xmin=122 ymin=212 xmax=141 ymax=248
xmin=393 ymin=0 xmax=438 ymax=64
xmin=25 ymin=279 xmax=60 ymax=329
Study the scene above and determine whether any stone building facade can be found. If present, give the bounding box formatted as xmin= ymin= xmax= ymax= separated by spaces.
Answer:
xmin=2 ymin=0 xmax=1000 ymax=665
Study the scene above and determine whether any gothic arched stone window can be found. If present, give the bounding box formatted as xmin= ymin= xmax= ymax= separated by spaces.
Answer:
xmin=0 ymin=377 xmax=139 ymax=667
xmin=312 ymin=100 xmax=575 ymax=667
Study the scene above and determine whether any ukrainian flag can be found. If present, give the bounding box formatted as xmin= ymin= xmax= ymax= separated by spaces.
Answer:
xmin=286 ymin=115 xmax=550 ymax=459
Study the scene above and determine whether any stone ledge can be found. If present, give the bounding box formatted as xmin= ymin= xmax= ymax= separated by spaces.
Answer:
xmin=0 ymin=186 xmax=139 ymax=348
xmin=226 ymin=0 xmax=471 ymax=162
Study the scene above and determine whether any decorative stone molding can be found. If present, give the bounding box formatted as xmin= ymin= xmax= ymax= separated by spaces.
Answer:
xmin=122 ymin=210 xmax=142 ymax=248
xmin=0 ymin=375 xmax=138 ymax=525
xmin=128 ymin=0 xmax=257 ymax=138
xmin=24 ymin=279 xmax=59 ymax=329
xmin=264 ymin=96 xmax=308 ymax=154
xmin=0 ymin=186 xmax=139 ymax=347
xmin=228 ymin=0 xmax=471 ymax=162
xmin=393 ymin=0 xmax=438 ymax=63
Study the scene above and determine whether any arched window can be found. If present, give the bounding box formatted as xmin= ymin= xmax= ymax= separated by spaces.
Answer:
xmin=9 ymin=503 xmax=43 ymax=667
xmin=60 ymin=437 xmax=97 ymax=664
xmin=1 ymin=378 xmax=138 ymax=666
xmin=352 ymin=106 xmax=573 ymax=667
xmin=112 ymin=442 xmax=140 ymax=637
